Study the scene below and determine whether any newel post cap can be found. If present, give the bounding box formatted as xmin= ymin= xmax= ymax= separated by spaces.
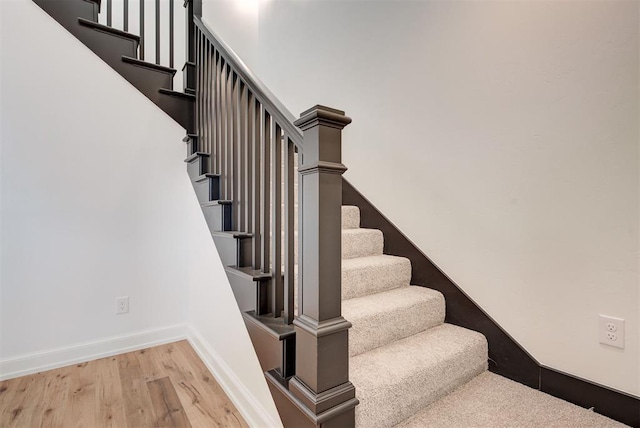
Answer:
xmin=294 ymin=105 xmax=352 ymax=131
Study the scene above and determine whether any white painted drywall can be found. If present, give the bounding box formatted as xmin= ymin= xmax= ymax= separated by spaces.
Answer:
xmin=0 ymin=2 xmax=280 ymax=422
xmin=203 ymin=0 xmax=639 ymax=397
xmin=202 ymin=0 xmax=259 ymax=70
xmin=1 ymin=0 xmax=187 ymax=359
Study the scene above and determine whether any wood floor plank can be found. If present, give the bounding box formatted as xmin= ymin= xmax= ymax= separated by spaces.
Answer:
xmin=36 ymin=365 xmax=74 ymax=428
xmin=94 ymin=356 xmax=127 ymax=428
xmin=0 ymin=377 xmax=21 ymax=424
xmin=0 ymin=341 xmax=249 ymax=428
xmin=147 ymin=342 xmax=219 ymax=426
xmin=117 ymin=350 xmax=156 ymax=427
xmin=171 ymin=341 xmax=248 ymax=428
xmin=0 ymin=372 xmax=48 ymax=427
xmin=151 ymin=341 xmax=240 ymax=426
xmin=135 ymin=347 xmax=164 ymax=383
xmin=62 ymin=361 xmax=97 ymax=427
xmin=147 ymin=376 xmax=191 ymax=428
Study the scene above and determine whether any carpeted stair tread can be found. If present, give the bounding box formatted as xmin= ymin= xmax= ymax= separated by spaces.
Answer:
xmin=343 ymin=286 xmax=445 ymax=356
xmin=342 ymin=255 xmax=412 ymax=299
xmin=342 ymin=205 xmax=360 ymax=229
xmin=342 ymin=228 xmax=384 ymax=259
xmin=351 ymin=323 xmax=488 ymax=428
xmin=395 ymin=371 xmax=626 ymax=428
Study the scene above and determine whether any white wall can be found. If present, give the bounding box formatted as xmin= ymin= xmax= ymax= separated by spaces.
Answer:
xmin=0 ymin=1 xmax=280 ymax=424
xmin=202 ymin=0 xmax=259 ymax=70
xmin=1 ymin=0 xmax=187 ymax=362
xmin=203 ymin=0 xmax=639 ymax=397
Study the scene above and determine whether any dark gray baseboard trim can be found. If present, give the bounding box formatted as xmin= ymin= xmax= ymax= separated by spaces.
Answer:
xmin=541 ymin=367 xmax=639 ymax=427
xmin=342 ymin=178 xmax=639 ymax=427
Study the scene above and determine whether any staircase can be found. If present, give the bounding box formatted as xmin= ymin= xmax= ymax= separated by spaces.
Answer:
xmin=341 ymin=206 xmax=488 ymax=426
xmin=29 ymin=1 xmax=638 ymax=427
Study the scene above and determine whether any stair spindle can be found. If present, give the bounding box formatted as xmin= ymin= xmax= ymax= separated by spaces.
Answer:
xmin=215 ymin=52 xmax=222 ymax=175
xmin=219 ymin=62 xmax=227 ymax=197
xmin=106 ymin=0 xmax=112 ymax=26
xmin=261 ymin=109 xmax=271 ymax=276
xmin=271 ymin=124 xmax=283 ymax=317
xmin=155 ymin=0 xmax=160 ymax=64
xmin=195 ymin=30 xmax=201 ymax=146
xmin=239 ymin=83 xmax=249 ymax=232
xmin=139 ymin=0 xmax=144 ymax=60
xmin=123 ymin=0 xmax=128 ymax=31
xmin=209 ymin=47 xmax=217 ymax=171
xmin=244 ymin=90 xmax=254 ymax=241
xmin=251 ymin=97 xmax=261 ymax=270
xmin=231 ymin=74 xmax=240 ymax=230
xmin=169 ymin=0 xmax=174 ymax=68
xmin=225 ymin=68 xmax=233 ymax=201
xmin=205 ymin=40 xmax=212 ymax=154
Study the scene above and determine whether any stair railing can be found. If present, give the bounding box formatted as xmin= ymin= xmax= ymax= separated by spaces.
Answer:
xmin=186 ymin=1 xmax=358 ymax=425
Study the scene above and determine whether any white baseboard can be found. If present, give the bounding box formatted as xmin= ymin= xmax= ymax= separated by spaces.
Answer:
xmin=187 ymin=325 xmax=283 ymax=428
xmin=0 ymin=323 xmax=188 ymax=381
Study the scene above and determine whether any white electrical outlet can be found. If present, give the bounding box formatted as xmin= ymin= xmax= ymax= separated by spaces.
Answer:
xmin=116 ymin=296 xmax=129 ymax=315
xmin=599 ymin=315 xmax=624 ymax=349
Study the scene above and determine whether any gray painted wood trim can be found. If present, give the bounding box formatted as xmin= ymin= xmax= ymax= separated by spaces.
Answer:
xmin=291 ymin=106 xmax=356 ymax=424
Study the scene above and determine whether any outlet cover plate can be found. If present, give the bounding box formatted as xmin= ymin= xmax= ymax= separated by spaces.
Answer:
xmin=599 ymin=315 xmax=624 ymax=349
xmin=116 ymin=296 xmax=129 ymax=315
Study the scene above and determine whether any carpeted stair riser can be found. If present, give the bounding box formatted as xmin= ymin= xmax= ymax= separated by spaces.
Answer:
xmin=351 ymin=324 xmax=488 ymax=428
xmin=343 ymin=286 xmax=445 ymax=357
xmin=342 ymin=228 xmax=384 ymax=259
xmin=342 ymin=205 xmax=360 ymax=229
xmin=342 ymin=255 xmax=412 ymax=300
xmin=270 ymin=206 xmax=370 ymax=262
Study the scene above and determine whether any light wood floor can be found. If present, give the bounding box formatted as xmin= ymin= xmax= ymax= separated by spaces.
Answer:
xmin=0 ymin=340 xmax=248 ymax=427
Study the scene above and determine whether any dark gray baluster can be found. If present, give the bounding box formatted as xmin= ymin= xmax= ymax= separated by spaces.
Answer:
xmin=106 ymin=0 xmax=112 ymax=26
xmin=169 ymin=0 xmax=174 ymax=68
xmin=261 ymin=110 xmax=271 ymax=276
xmin=203 ymin=40 xmax=208 ymax=153
xmin=252 ymin=98 xmax=261 ymax=270
xmin=238 ymin=83 xmax=249 ymax=232
xmin=210 ymin=42 xmax=215 ymax=154
xmin=271 ymin=123 xmax=283 ymax=317
xmin=195 ymin=30 xmax=201 ymax=138
xmin=233 ymin=76 xmax=241 ymax=231
xmin=245 ymin=91 xmax=254 ymax=246
xmin=123 ymin=0 xmax=128 ymax=31
xmin=284 ymin=136 xmax=295 ymax=325
xmin=226 ymin=68 xmax=233 ymax=202
xmin=139 ymin=0 xmax=144 ymax=60
xmin=220 ymin=62 xmax=227 ymax=198
xmin=209 ymin=48 xmax=217 ymax=170
xmin=155 ymin=0 xmax=160 ymax=65
xmin=215 ymin=52 xmax=222 ymax=175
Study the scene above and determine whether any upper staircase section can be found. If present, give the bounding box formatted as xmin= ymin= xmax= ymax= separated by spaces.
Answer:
xmin=33 ymin=0 xmax=193 ymax=130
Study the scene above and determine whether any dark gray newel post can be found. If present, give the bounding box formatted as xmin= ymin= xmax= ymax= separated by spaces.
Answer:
xmin=290 ymin=105 xmax=359 ymax=426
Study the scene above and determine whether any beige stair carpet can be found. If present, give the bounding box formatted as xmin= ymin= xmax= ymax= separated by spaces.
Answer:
xmin=338 ymin=205 xmax=625 ymax=428
xmin=395 ymin=371 xmax=627 ymax=428
xmin=340 ymin=205 xmax=489 ymax=427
